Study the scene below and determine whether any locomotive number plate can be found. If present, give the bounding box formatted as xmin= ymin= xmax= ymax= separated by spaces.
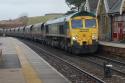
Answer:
xmin=80 ymin=29 xmax=89 ymax=32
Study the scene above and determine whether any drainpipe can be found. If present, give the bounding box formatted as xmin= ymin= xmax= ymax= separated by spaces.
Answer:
xmin=110 ymin=15 xmax=113 ymax=41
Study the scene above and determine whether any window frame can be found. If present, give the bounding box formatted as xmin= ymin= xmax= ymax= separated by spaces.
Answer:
xmin=85 ymin=19 xmax=96 ymax=28
xmin=71 ymin=19 xmax=83 ymax=28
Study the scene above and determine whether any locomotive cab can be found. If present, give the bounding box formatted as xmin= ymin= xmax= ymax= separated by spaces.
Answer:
xmin=69 ymin=16 xmax=98 ymax=54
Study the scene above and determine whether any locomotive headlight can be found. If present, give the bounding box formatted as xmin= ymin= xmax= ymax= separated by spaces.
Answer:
xmin=92 ymin=34 xmax=97 ymax=40
xmin=72 ymin=37 xmax=77 ymax=40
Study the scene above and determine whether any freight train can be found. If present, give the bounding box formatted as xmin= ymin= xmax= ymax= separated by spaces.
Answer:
xmin=4 ymin=11 xmax=98 ymax=54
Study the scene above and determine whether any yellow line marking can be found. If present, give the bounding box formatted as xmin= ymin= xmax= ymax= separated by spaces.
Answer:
xmin=15 ymin=44 xmax=42 ymax=83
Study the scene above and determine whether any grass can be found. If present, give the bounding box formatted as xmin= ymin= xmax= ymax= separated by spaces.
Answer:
xmin=27 ymin=14 xmax=63 ymax=25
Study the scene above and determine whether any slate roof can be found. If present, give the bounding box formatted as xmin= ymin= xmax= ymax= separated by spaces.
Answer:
xmin=107 ymin=0 xmax=122 ymax=13
xmin=107 ymin=0 xmax=118 ymax=9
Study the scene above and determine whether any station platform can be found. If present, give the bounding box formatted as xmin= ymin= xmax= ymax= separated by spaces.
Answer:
xmin=99 ymin=41 xmax=125 ymax=48
xmin=0 ymin=37 xmax=70 ymax=83
xmin=99 ymin=41 xmax=125 ymax=57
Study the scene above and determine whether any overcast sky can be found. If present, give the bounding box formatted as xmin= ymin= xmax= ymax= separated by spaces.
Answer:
xmin=0 ymin=0 xmax=70 ymax=20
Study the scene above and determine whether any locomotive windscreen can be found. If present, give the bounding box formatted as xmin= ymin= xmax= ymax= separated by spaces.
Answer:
xmin=85 ymin=19 xmax=96 ymax=28
xmin=71 ymin=20 xmax=83 ymax=28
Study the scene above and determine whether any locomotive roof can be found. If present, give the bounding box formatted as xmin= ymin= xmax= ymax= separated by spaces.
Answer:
xmin=45 ymin=13 xmax=76 ymax=25
xmin=45 ymin=11 xmax=95 ymax=25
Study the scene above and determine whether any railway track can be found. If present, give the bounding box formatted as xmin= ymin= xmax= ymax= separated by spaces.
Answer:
xmin=21 ymin=39 xmax=125 ymax=83
xmin=93 ymin=55 xmax=125 ymax=74
xmin=83 ymin=56 xmax=125 ymax=77
xmin=22 ymin=39 xmax=104 ymax=83
xmin=94 ymin=55 xmax=125 ymax=66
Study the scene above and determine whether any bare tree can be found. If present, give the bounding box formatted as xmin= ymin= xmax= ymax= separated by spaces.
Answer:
xmin=65 ymin=0 xmax=86 ymax=11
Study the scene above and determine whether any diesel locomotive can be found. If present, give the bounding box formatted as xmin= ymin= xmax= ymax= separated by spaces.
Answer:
xmin=5 ymin=11 xmax=98 ymax=54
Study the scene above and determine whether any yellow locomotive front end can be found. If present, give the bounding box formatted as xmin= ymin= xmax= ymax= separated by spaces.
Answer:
xmin=69 ymin=16 xmax=98 ymax=54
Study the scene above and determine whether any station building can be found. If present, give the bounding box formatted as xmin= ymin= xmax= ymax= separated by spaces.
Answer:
xmin=97 ymin=0 xmax=125 ymax=42
xmin=81 ymin=0 xmax=125 ymax=42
